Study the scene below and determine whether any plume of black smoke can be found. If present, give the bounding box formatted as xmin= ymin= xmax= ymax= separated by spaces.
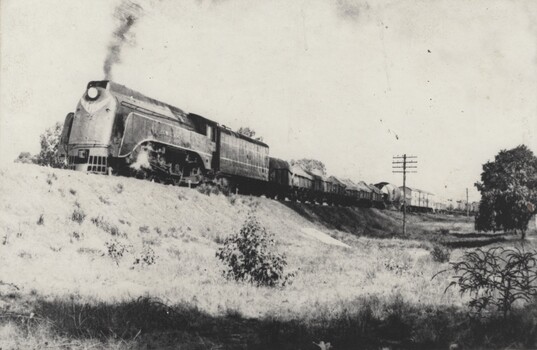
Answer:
xmin=103 ymin=0 xmax=144 ymax=80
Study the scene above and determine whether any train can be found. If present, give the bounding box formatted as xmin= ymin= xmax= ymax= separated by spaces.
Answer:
xmin=58 ymin=80 xmax=435 ymax=211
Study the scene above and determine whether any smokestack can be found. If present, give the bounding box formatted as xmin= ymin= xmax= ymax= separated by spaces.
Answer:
xmin=103 ymin=0 xmax=144 ymax=80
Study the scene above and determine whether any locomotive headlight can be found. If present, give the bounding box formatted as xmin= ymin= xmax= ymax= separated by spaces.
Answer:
xmin=87 ymin=87 xmax=99 ymax=100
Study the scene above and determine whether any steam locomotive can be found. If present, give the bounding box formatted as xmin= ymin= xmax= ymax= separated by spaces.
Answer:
xmin=58 ymin=80 xmax=433 ymax=209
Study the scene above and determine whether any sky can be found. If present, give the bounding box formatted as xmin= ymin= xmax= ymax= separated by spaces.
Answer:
xmin=1 ymin=0 xmax=536 ymax=203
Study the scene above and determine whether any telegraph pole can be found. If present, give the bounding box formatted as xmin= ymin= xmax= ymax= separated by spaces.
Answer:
xmin=393 ymin=154 xmax=417 ymax=235
xmin=466 ymin=187 xmax=470 ymax=217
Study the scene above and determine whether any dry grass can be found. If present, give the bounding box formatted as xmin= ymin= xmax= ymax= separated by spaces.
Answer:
xmin=1 ymin=163 xmax=536 ymax=348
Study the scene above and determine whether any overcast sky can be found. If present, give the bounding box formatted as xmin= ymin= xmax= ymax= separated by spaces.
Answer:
xmin=1 ymin=0 xmax=536 ymax=202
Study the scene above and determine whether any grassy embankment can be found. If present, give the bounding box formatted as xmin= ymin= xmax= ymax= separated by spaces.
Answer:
xmin=0 ymin=164 xmax=535 ymax=349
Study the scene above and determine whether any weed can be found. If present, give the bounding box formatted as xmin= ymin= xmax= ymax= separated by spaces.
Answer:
xmin=139 ymin=225 xmax=150 ymax=234
xmin=114 ymin=183 xmax=124 ymax=194
xmin=37 ymin=214 xmax=44 ymax=225
xmin=105 ymin=240 xmax=129 ymax=266
xmin=430 ymin=245 xmax=451 ymax=263
xmin=69 ymin=188 xmax=77 ymax=195
xmin=2 ymin=234 xmax=8 ymax=245
xmin=216 ymin=213 xmax=294 ymax=287
xmin=91 ymin=216 xmax=123 ymax=237
xmin=153 ymin=227 xmax=162 ymax=235
xmin=228 ymin=194 xmax=238 ymax=205
xmin=383 ymin=258 xmax=411 ymax=275
xmin=197 ymin=183 xmax=223 ymax=196
xmin=18 ymin=251 xmax=32 ymax=259
xmin=133 ymin=246 xmax=158 ymax=267
xmin=46 ymin=173 xmax=57 ymax=186
xmin=98 ymin=196 xmax=110 ymax=205
xmin=71 ymin=208 xmax=86 ymax=224
xmin=77 ymin=247 xmax=101 ymax=255
xmin=118 ymin=219 xmax=131 ymax=226
xmin=437 ymin=246 xmax=537 ymax=319
xmin=70 ymin=231 xmax=83 ymax=241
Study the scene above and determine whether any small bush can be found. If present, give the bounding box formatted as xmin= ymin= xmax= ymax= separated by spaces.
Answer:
xmin=105 ymin=240 xmax=129 ymax=266
xmin=139 ymin=225 xmax=150 ymax=234
xmin=438 ymin=246 xmax=537 ymax=319
xmin=133 ymin=246 xmax=158 ymax=267
xmin=69 ymin=188 xmax=77 ymax=196
xmin=216 ymin=213 xmax=294 ymax=287
xmin=430 ymin=245 xmax=451 ymax=263
xmin=71 ymin=208 xmax=86 ymax=224
xmin=37 ymin=214 xmax=44 ymax=225
xmin=98 ymin=196 xmax=110 ymax=205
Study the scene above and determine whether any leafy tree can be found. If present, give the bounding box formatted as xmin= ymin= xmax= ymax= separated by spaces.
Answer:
xmin=36 ymin=122 xmax=64 ymax=168
xmin=14 ymin=152 xmax=37 ymax=164
xmin=291 ymin=158 xmax=327 ymax=176
xmin=237 ymin=127 xmax=263 ymax=142
xmin=474 ymin=145 xmax=537 ymax=239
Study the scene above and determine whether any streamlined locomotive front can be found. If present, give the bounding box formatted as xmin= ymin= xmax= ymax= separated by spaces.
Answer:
xmin=60 ymin=81 xmax=117 ymax=173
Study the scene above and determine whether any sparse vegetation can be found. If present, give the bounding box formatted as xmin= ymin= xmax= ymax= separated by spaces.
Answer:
xmin=216 ymin=213 xmax=294 ymax=287
xmin=133 ymin=246 xmax=158 ymax=267
xmin=430 ymin=244 xmax=451 ymax=263
xmin=105 ymin=240 xmax=129 ymax=266
xmin=71 ymin=208 xmax=86 ymax=224
xmin=91 ymin=216 xmax=123 ymax=237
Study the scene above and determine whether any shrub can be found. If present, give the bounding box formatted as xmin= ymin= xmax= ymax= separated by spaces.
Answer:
xmin=133 ymin=246 xmax=158 ymax=267
xmin=105 ymin=240 xmax=129 ymax=266
xmin=216 ymin=213 xmax=294 ymax=287
xmin=71 ymin=208 xmax=86 ymax=224
xmin=37 ymin=214 xmax=44 ymax=225
xmin=438 ymin=246 xmax=537 ymax=319
xmin=430 ymin=245 xmax=451 ymax=263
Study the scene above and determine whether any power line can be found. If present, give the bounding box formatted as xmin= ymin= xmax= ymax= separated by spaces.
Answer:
xmin=392 ymin=154 xmax=418 ymax=235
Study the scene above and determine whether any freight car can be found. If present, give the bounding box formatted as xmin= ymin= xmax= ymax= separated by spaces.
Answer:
xmin=399 ymin=186 xmax=434 ymax=213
